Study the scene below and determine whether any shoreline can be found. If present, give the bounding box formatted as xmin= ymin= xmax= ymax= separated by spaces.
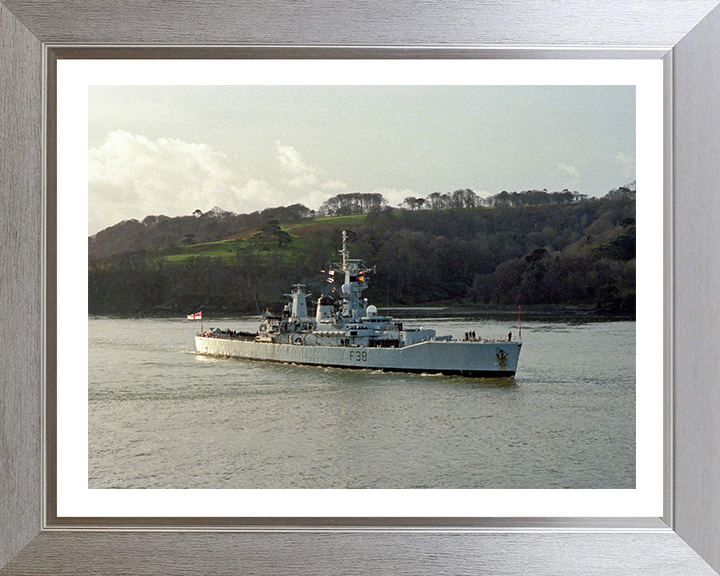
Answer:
xmin=89 ymin=302 xmax=635 ymax=322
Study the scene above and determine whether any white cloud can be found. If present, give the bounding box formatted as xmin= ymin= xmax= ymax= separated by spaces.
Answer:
xmin=276 ymin=143 xmax=317 ymax=176
xmin=615 ymin=152 xmax=636 ymax=179
xmin=89 ymin=134 xmax=433 ymax=234
xmin=285 ymin=173 xmax=320 ymax=189
xmin=88 ymin=132 xmax=355 ymax=233
xmin=322 ymin=179 xmax=348 ymax=191
xmin=301 ymin=189 xmax=336 ymax=209
xmin=276 ymin=143 xmax=350 ymax=192
xmin=89 ymin=131 xmax=286 ymax=233
xmin=558 ymin=163 xmax=579 ymax=178
xmin=372 ymin=187 xmax=416 ymax=207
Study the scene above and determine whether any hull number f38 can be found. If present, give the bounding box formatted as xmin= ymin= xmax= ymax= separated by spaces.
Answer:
xmin=349 ymin=350 xmax=368 ymax=362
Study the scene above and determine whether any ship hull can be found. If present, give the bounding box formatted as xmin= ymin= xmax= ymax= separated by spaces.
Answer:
xmin=195 ymin=336 xmax=521 ymax=378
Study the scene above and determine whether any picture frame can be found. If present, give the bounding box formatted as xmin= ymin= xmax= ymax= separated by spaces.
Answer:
xmin=2 ymin=1 xmax=720 ymax=574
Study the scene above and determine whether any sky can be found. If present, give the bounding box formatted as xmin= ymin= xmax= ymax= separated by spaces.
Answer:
xmin=88 ymin=85 xmax=635 ymax=235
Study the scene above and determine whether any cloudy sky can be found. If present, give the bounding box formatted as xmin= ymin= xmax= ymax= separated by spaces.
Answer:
xmin=88 ymin=85 xmax=635 ymax=235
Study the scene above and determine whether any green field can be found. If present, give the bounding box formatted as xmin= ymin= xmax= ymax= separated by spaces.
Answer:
xmin=161 ymin=213 xmax=367 ymax=264
xmin=285 ymin=213 xmax=367 ymax=230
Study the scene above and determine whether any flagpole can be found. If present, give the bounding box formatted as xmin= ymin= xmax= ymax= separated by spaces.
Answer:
xmin=518 ymin=305 xmax=522 ymax=341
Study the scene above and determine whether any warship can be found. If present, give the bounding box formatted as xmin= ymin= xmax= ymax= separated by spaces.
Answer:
xmin=195 ymin=231 xmax=521 ymax=377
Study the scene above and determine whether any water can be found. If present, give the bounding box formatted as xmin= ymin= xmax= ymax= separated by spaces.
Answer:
xmin=88 ymin=315 xmax=635 ymax=489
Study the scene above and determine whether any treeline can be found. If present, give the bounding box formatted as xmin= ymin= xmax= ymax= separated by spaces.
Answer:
xmin=402 ymin=188 xmax=586 ymax=211
xmin=89 ymin=203 xmax=314 ymax=260
xmin=89 ymin=187 xmax=598 ymax=260
xmin=89 ymin=237 xmax=334 ymax=315
xmin=352 ymin=187 xmax=635 ymax=313
xmin=318 ymin=192 xmax=388 ymax=216
xmin=89 ymin=185 xmax=636 ymax=316
xmin=89 ymin=192 xmax=389 ymax=260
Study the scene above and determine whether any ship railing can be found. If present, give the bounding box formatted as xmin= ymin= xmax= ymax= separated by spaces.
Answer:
xmin=199 ymin=330 xmax=258 ymax=341
xmin=368 ymin=338 xmax=400 ymax=348
xmin=455 ymin=337 xmax=519 ymax=343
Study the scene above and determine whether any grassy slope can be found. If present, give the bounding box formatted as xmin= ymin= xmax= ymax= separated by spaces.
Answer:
xmin=162 ymin=213 xmax=366 ymax=264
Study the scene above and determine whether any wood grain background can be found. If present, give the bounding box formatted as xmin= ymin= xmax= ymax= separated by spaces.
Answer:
xmin=672 ymin=5 xmax=720 ymax=571
xmin=4 ymin=531 xmax=720 ymax=576
xmin=0 ymin=1 xmax=43 ymax=569
xmin=1 ymin=0 xmax=717 ymax=46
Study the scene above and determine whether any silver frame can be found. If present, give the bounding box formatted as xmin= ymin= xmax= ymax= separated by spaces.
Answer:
xmin=2 ymin=2 xmax=720 ymax=574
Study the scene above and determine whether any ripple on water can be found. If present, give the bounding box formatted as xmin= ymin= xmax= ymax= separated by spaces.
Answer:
xmin=88 ymin=316 xmax=636 ymax=489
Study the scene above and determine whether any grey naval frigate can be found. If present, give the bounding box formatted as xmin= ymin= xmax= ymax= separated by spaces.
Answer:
xmin=195 ymin=231 xmax=521 ymax=377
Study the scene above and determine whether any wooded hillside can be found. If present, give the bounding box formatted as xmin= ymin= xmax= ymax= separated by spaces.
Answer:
xmin=88 ymin=184 xmax=636 ymax=316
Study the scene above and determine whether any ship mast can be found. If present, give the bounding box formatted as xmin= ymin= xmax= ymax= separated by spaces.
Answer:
xmin=340 ymin=230 xmax=348 ymax=269
xmin=333 ymin=230 xmax=374 ymax=319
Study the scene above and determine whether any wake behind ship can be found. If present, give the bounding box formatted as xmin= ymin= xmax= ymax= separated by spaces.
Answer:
xmin=195 ymin=231 xmax=521 ymax=377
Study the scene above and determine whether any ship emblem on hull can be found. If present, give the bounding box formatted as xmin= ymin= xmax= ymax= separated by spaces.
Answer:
xmin=496 ymin=349 xmax=508 ymax=369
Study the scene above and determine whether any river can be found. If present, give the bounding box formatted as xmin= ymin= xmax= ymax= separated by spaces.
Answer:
xmin=88 ymin=314 xmax=635 ymax=489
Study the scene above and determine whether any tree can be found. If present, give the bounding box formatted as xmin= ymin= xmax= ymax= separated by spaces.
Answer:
xmin=319 ymin=192 xmax=389 ymax=216
xmin=450 ymin=189 xmax=479 ymax=209
xmin=260 ymin=203 xmax=313 ymax=222
xmin=426 ymin=192 xmax=450 ymax=210
xmin=402 ymin=196 xmax=425 ymax=211
xmin=252 ymin=220 xmax=294 ymax=248
xmin=606 ymin=181 xmax=636 ymax=201
xmin=275 ymin=230 xmax=293 ymax=248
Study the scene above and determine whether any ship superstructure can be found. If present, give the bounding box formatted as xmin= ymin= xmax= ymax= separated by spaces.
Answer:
xmin=195 ymin=231 xmax=521 ymax=377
